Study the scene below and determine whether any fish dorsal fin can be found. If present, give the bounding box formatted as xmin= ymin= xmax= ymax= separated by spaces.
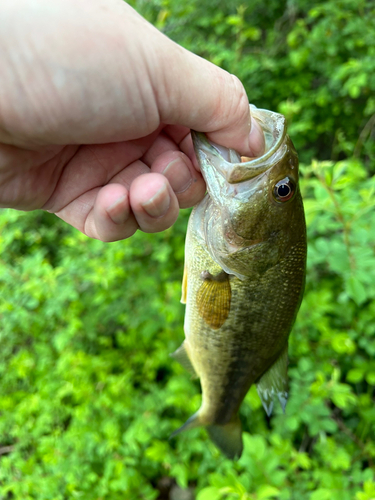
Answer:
xmin=196 ymin=271 xmax=231 ymax=330
xmin=170 ymin=342 xmax=197 ymax=378
xmin=181 ymin=265 xmax=188 ymax=304
xmin=256 ymin=345 xmax=289 ymax=417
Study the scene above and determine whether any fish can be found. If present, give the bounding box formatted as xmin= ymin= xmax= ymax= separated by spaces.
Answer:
xmin=171 ymin=105 xmax=307 ymax=459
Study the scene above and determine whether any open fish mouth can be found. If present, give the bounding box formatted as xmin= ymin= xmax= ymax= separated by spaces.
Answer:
xmin=191 ymin=105 xmax=288 ymax=185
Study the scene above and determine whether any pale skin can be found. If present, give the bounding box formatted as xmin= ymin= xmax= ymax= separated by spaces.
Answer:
xmin=0 ymin=0 xmax=265 ymax=242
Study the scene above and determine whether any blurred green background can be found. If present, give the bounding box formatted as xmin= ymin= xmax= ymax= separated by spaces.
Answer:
xmin=1 ymin=0 xmax=375 ymax=499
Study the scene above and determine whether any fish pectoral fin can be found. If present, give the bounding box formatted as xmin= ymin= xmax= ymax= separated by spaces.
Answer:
xmin=196 ymin=270 xmax=231 ymax=330
xmin=181 ymin=265 xmax=188 ymax=304
xmin=207 ymin=414 xmax=243 ymax=460
xmin=170 ymin=342 xmax=197 ymax=378
xmin=256 ymin=345 xmax=289 ymax=417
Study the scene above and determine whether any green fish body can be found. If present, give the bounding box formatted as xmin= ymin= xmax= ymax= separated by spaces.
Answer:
xmin=171 ymin=106 xmax=307 ymax=459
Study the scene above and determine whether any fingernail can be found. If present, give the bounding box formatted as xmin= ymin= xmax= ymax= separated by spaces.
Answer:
xmin=107 ymin=194 xmax=128 ymax=224
xmin=162 ymin=158 xmax=192 ymax=194
xmin=249 ymin=118 xmax=265 ymax=157
xmin=142 ymin=183 xmax=170 ymax=218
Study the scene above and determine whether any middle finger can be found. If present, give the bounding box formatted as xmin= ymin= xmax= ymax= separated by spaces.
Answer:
xmin=142 ymin=131 xmax=206 ymax=208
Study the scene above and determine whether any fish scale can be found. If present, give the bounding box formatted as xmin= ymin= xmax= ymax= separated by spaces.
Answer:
xmin=171 ymin=105 xmax=307 ymax=459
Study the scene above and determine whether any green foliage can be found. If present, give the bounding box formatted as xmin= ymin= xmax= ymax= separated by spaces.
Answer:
xmin=132 ymin=0 xmax=375 ymax=168
xmin=1 ymin=0 xmax=375 ymax=499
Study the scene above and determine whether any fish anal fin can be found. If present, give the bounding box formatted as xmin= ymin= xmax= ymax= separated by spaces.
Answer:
xmin=207 ymin=414 xmax=243 ymax=460
xmin=181 ymin=265 xmax=188 ymax=304
xmin=196 ymin=271 xmax=231 ymax=330
xmin=170 ymin=411 xmax=202 ymax=439
xmin=256 ymin=345 xmax=289 ymax=417
xmin=170 ymin=342 xmax=197 ymax=378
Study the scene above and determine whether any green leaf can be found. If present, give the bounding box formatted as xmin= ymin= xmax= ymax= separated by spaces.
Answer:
xmin=257 ymin=485 xmax=281 ymax=499
xmin=197 ymin=487 xmax=222 ymax=500
xmin=310 ymin=489 xmax=334 ymax=500
xmin=331 ymin=333 xmax=356 ymax=354
xmin=356 ymin=480 xmax=375 ymax=500
xmin=346 ymin=276 xmax=367 ymax=305
xmin=347 ymin=368 xmax=365 ymax=383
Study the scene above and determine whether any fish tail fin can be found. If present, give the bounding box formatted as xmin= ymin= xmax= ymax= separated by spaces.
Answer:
xmin=170 ymin=411 xmax=202 ymax=439
xmin=170 ymin=411 xmax=243 ymax=460
xmin=207 ymin=414 xmax=243 ymax=460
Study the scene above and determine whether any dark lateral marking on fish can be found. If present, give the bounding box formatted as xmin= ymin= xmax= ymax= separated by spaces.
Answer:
xmin=197 ymin=270 xmax=231 ymax=329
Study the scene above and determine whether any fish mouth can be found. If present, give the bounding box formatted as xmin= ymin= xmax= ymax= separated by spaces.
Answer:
xmin=192 ymin=106 xmax=287 ymax=185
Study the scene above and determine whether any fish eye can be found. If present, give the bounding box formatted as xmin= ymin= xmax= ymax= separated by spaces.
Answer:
xmin=273 ymin=177 xmax=296 ymax=202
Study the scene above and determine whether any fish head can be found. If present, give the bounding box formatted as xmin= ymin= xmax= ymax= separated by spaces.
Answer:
xmin=191 ymin=106 xmax=306 ymax=279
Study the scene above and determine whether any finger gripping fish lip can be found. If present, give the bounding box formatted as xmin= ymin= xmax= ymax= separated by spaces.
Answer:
xmin=192 ymin=106 xmax=288 ymax=185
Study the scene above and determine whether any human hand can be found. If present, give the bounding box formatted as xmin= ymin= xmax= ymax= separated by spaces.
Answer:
xmin=0 ymin=0 xmax=264 ymax=241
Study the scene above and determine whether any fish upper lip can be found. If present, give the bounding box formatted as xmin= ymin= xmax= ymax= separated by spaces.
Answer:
xmin=192 ymin=109 xmax=287 ymax=185
xmin=192 ymin=107 xmax=287 ymax=166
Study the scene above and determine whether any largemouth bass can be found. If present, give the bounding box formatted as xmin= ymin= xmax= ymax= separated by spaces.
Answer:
xmin=171 ymin=105 xmax=307 ymax=459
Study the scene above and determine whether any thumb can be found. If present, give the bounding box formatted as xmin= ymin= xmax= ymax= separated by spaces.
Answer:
xmin=153 ymin=44 xmax=265 ymax=157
